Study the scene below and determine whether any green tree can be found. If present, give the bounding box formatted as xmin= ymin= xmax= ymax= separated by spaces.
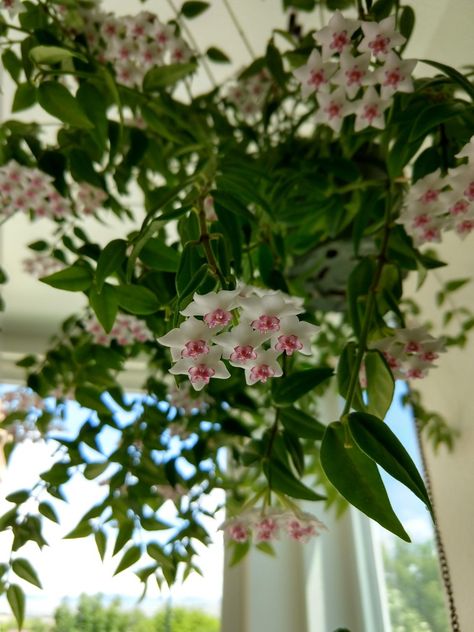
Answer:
xmin=383 ymin=540 xmax=450 ymax=632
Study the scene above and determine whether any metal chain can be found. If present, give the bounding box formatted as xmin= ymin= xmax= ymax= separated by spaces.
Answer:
xmin=414 ymin=418 xmax=461 ymax=632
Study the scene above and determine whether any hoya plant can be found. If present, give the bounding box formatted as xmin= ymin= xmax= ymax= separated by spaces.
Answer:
xmin=0 ymin=0 xmax=473 ymax=627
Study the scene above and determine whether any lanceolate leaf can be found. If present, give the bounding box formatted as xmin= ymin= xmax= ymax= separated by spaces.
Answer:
xmin=114 ymin=545 xmax=141 ymax=575
xmin=115 ymin=284 xmax=160 ymax=315
xmin=142 ymin=62 xmax=197 ymax=91
xmin=279 ymin=406 xmax=326 ymax=440
xmin=320 ymin=422 xmax=410 ymax=541
xmin=95 ymin=239 xmax=127 ymax=291
xmin=38 ymin=81 xmax=94 ymax=128
xmin=40 ymin=264 xmax=92 ymax=292
xmin=263 ymin=457 xmax=325 ymax=501
xmin=89 ymin=284 xmax=119 ymax=333
xmin=7 ymin=584 xmax=25 ymax=630
xmin=11 ymin=558 xmax=42 ymax=589
xmin=348 ymin=412 xmax=433 ymax=513
xmin=420 ymin=59 xmax=474 ymax=101
xmin=272 ymin=367 xmax=334 ymax=407
xmin=364 ymin=350 xmax=394 ymax=418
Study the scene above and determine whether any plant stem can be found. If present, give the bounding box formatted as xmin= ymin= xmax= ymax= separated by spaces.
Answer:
xmin=197 ymin=204 xmax=227 ymax=288
xmin=341 ymin=184 xmax=394 ymax=418
xmin=222 ymin=0 xmax=256 ymax=59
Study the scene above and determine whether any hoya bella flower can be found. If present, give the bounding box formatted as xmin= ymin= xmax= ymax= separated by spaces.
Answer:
xmin=157 ymin=316 xmax=214 ymax=361
xmin=313 ymin=11 xmax=360 ymax=60
xmin=84 ymin=314 xmax=153 ymax=346
xmin=1 ymin=0 xmax=24 ymax=18
xmin=358 ymin=16 xmax=406 ymax=59
xmin=456 ymin=136 xmax=474 ymax=162
xmin=406 ymin=170 xmax=444 ymax=206
xmin=332 ymin=51 xmax=374 ymax=98
xmin=181 ymin=290 xmax=240 ymax=328
xmin=315 ymin=88 xmax=353 ymax=133
xmin=213 ymin=323 xmax=270 ymax=366
xmin=76 ymin=182 xmax=107 ymax=215
xmin=293 ymin=49 xmax=337 ymax=98
xmin=376 ymin=52 xmax=417 ymax=99
xmin=240 ymin=293 xmax=303 ymax=333
xmin=451 ymin=164 xmax=474 ymax=201
xmin=169 ymin=347 xmax=230 ymax=391
xmin=353 ymin=87 xmax=391 ymax=131
xmin=22 ymin=254 xmax=63 ymax=278
xmin=244 ymin=349 xmax=283 ymax=385
xmin=271 ymin=316 xmax=319 ymax=356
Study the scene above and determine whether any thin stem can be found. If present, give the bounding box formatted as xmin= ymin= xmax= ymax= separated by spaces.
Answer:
xmin=222 ymin=0 xmax=256 ymax=59
xmin=197 ymin=205 xmax=227 ymax=288
xmin=341 ymin=184 xmax=394 ymax=418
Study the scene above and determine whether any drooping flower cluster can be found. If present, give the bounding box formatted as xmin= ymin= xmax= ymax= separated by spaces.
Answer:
xmin=167 ymin=382 xmax=213 ymax=416
xmin=221 ymin=508 xmax=326 ymax=544
xmin=0 ymin=387 xmax=56 ymax=443
xmin=370 ymin=325 xmax=446 ymax=380
xmin=76 ymin=182 xmax=108 ymax=215
xmin=398 ymin=136 xmax=474 ymax=245
xmin=157 ymin=287 xmax=319 ymax=391
xmin=22 ymin=253 xmax=64 ymax=278
xmin=0 ymin=160 xmax=73 ymax=220
xmin=294 ymin=12 xmax=416 ymax=132
xmin=227 ymin=70 xmax=273 ymax=117
xmin=78 ymin=8 xmax=193 ymax=88
xmin=84 ymin=313 xmax=153 ymax=346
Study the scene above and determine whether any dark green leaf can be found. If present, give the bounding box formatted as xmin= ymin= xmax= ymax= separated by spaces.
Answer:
xmin=7 ymin=584 xmax=25 ymax=630
xmin=75 ymin=386 xmax=110 ymax=415
xmin=89 ymin=284 xmax=119 ymax=333
xmin=348 ymin=412 xmax=432 ymax=512
xmin=2 ymin=49 xmax=22 ymax=83
xmin=420 ymin=59 xmax=474 ymax=101
xmin=399 ymin=6 xmax=415 ymax=42
xmin=40 ymin=264 xmax=92 ymax=292
xmin=95 ymin=529 xmax=107 ymax=560
xmin=264 ymin=458 xmax=325 ymax=501
xmin=272 ymin=367 xmax=334 ymax=407
xmin=139 ymin=239 xmax=180 ymax=272
xmin=282 ymin=430 xmax=305 ymax=476
xmin=337 ymin=342 xmax=365 ymax=411
xmin=115 ymin=284 xmax=160 ymax=315
xmin=30 ymin=45 xmax=86 ymax=65
xmin=84 ymin=461 xmax=109 ymax=480
xmin=64 ymin=521 xmax=94 ymax=539
xmin=347 ymin=258 xmax=375 ymax=337
xmin=113 ymin=521 xmax=135 ymax=556
xmin=38 ymin=81 xmax=94 ymax=128
xmin=114 ymin=545 xmax=141 ymax=575
xmin=38 ymin=502 xmax=59 ymax=523
xmin=371 ymin=0 xmax=394 ymax=20
xmin=6 ymin=491 xmax=29 ymax=504
xmin=95 ymin=240 xmax=127 ymax=291
xmin=143 ymin=62 xmax=197 ymax=91
xmin=12 ymin=82 xmax=36 ymax=112
xmin=181 ymin=1 xmax=210 ymax=18
xmin=320 ymin=422 xmax=410 ymax=541
xmin=364 ymin=350 xmax=394 ymax=418
xmin=265 ymin=42 xmax=285 ymax=87
xmin=279 ymin=406 xmax=325 ymax=440
xmin=12 ymin=558 xmax=42 ymax=589
xmin=28 ymin=240 xmax=49 ymax=252
xmin=206 ymin=46 xmax=230 ymax=63
xmin=408 ymin=102 xmax=468 ymax=142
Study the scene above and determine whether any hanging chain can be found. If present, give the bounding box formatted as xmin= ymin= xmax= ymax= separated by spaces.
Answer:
xmin=414 ymin=419 xmax=461 ymax=632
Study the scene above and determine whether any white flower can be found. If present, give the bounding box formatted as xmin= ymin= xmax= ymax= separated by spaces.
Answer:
xmin=212 ymin=323 xmax=270 ymax=366
xmin=1 ymin=0 xmax=25 ymax=18
xmin=243 ymin=349 xmax=283 ymax=385
xmin=181 ymin=290 xmax=241 ymax=327
xmin=359 ymin=16 xmax=406 ymax=59
xmin=22 ymin=254 xmax=63 ymax=278
xmin=157 ymin=317 xmax=215 ymax=361
xmin=451 ymin=164 xmax=474 ymax=201
xmin=376 ymin=52 xmax=417 ymax=98
xmin=332 ymin=51 xmax=374 ymax=98
xmin=293 ymin=49 xmax=337 ymax=98
xmin=353 ymin=87 xmax=391 ymax=131
xmin=239 ymin=294 xmax=303 ymax=333
xmin=313 ymin=11 xmax=360 ymax=60
xmin=270 ymin=316 xmax=319 ymax=356
xmin=170 ymin=347 xmax=230 ymax=391
xmin=455 ymin=216 xmax=474 ymax=239
xmin=284 ymin=511 xmax=327 ymax=543
xmin=315 ymin=88 xmax=353 ymax=133
xmin=456 ymin=136 xmax=474 ymax=162
xmin=440 ymin=190 xmax=471 ymax=217
xmin=406 ymin=170 xmax=444 ymax=206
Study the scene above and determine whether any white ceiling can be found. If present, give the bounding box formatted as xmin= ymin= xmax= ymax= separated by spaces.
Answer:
xmin=0 ymin=0 xmax=473 ymax=360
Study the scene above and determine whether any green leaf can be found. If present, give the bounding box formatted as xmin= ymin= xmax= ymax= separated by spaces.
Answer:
xmin=272 ymin=367 xmax=334 ymax=407
xmin=178 ymin=263 xmax=209 ymax=301
xmin=95 ymin=529 xmax=107 ymax=561
xmin=89 ymin=284 xmax=119 ymax=333
xmin=6 ymin=490 xmax=29 ymax=504
xmin=264 ymin=458 xmax=325 ymax=501
xmin=347 ymin=258 xmax=375 ymax=337
xmin=142 ymin=62 xmax=197 ymax=91
xmin=408 ymin=102 xmax=468 ymax=142
xmin=64 ymin=521 xmax=94 ymax=539
xmin=115 ymin=284 xmax=160 ymax=315
xmin=114 ymin=545 xmax=141 ymax=575
xmin=181 ymin=1 xmax=209 ymax=18
xmin=282 ymin=430 xmax=305 ymax=477
xmin=279 ymin=406 xmax=325 ymax=440
xmin=176 ymin=242 xmax=204 ymax=296
xmin=75 ymin=386 xmax=110 ymax=415
xmin=320 ymin=422 xmax=410 ymax=541
xmin=30 ymin=45 xmax=86 ymax=65
xmin=95 ymin=239 xmax=127 ymax=291
xmin=12 ymin=82 xmax=36 ymax=112
xmin=38 ymin=81 xmax=94 ymax=128
xmin=40 ymin=264 xmax=92 ymax=292
xmin=364 ymin=350 xmax=394 ymax=418
xmin=84 ymin=461 xmax=109 ymax=480
xmin=113 ymin=521 xmax=135 ymax=556
xmin=206 ymin=46 xmax=230 ymax=63
xmin=371 ymin=0 xmax=394 ymax=20
xmin=7 ymin=584 xmax=25 ymax=630
xmin=38 ymin=502 xmax=59 ymax=523
xmin=399 ymin=5 xmax=415 ymax=42
xmin=12 ymin=558 xmax=42 ymax=589
xmin=420 ymin=59 xmax=474 ymax=101
xmin=229 ymin=541 xmax=250 ymax=566
xmin=348 ymin=412 xmax=433 ymax=512
xmin=337 ymin=342 xmax=365 ymax=412
xmin=265 ymin=41 xmax=285 ymax=87
xmin=139 ymin=239 xmax=180 ymax=272
xmin=2 ymin=49 xmax=22 ymax=83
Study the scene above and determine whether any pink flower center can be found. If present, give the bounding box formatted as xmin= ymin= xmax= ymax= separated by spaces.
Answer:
xmin=362 ymin=104 xmax=379 ymax=123
xmin=456 ymin=219 xmax=474 ymax=235
xmin=369 ymin=34 xmax=391 ymax=55
xmin=346 ymin=67 xmax=364 ymax=85
xmin=275 ymin=334 xmax=303 ymax=356
xmin=421 ymin=351 xmax=438 ymax=362
xmin=287 ymin=520 xmax=316 ymax=542
xmin=228 ymin=523 xmax=248 ymax=543
xmin=330 ymin=31 xmax=349 ymax=52
xmin=255 ymin=518 xmax=278 ymax=542
xmin=405 ymin=341 xmax=421 ymax=353
xmin=449 ymin=199 xmax=469 ymax=215
xmin=423 ymin=227 xmax=440 ymax=242
xmin=250 ymin=364 xmax=275 ymax=384
xmin=384 ymin=68 xmax=402 ymax=87
xmin=308 ymin=69 xmax=325 ymax=88
xmin=325 ymin=101 xmax=342 ymax=119
xmin=204 ymin=308 xmax=233 ymax=328
xmin=407 ymin=368 xmax=424 ymax=379
xmin=251 ymin=315 xmax=280 ymax=333
xmin=230 ymin=345 xmax=257 ymax=363
xmin=383 ymin=352 xmax=400 ymax=370
xmin=420 ymin=189 xmax=439 ymax=204
xmin=463 ymin=182 xmax=474 ymax=201
xmin=182 ymin=339 xmax=209 ymax=358
xmin=413 ymin=213 xmax=430 ymax=227
xmin=188 ymin=365 xmax=215 ymax=384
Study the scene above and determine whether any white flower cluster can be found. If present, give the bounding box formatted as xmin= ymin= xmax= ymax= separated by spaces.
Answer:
xmin=0 ymin=0 xmax=24 ymax=19
xmin=79 ymin=8 xmax=193 ymax=88
xmin=167 ymin=382 xmax=213 ymax=416
xmin=293 ymin=12 xmax=416 ymax=132
xmin=0 ymin=387 xmax=53 ymax=443
xmin=77 ymin=182 xmax=108 ymax=215
xmin=220 ymin=508 xmax=326 ymax=544
xmin=227 ymin=69 xmax=273 ymax=117
xmin=158 ymin=287 xmax=319 ymax=391
xmin=370 ymin=325 xmax=446 ymax=380
xmin=398 ymin=137 xmax=474 ymax=245
xmin=84 ymin=313 xmax=153 ymax=346
xmin=22 ymin=253 xmax=63 ymax=278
